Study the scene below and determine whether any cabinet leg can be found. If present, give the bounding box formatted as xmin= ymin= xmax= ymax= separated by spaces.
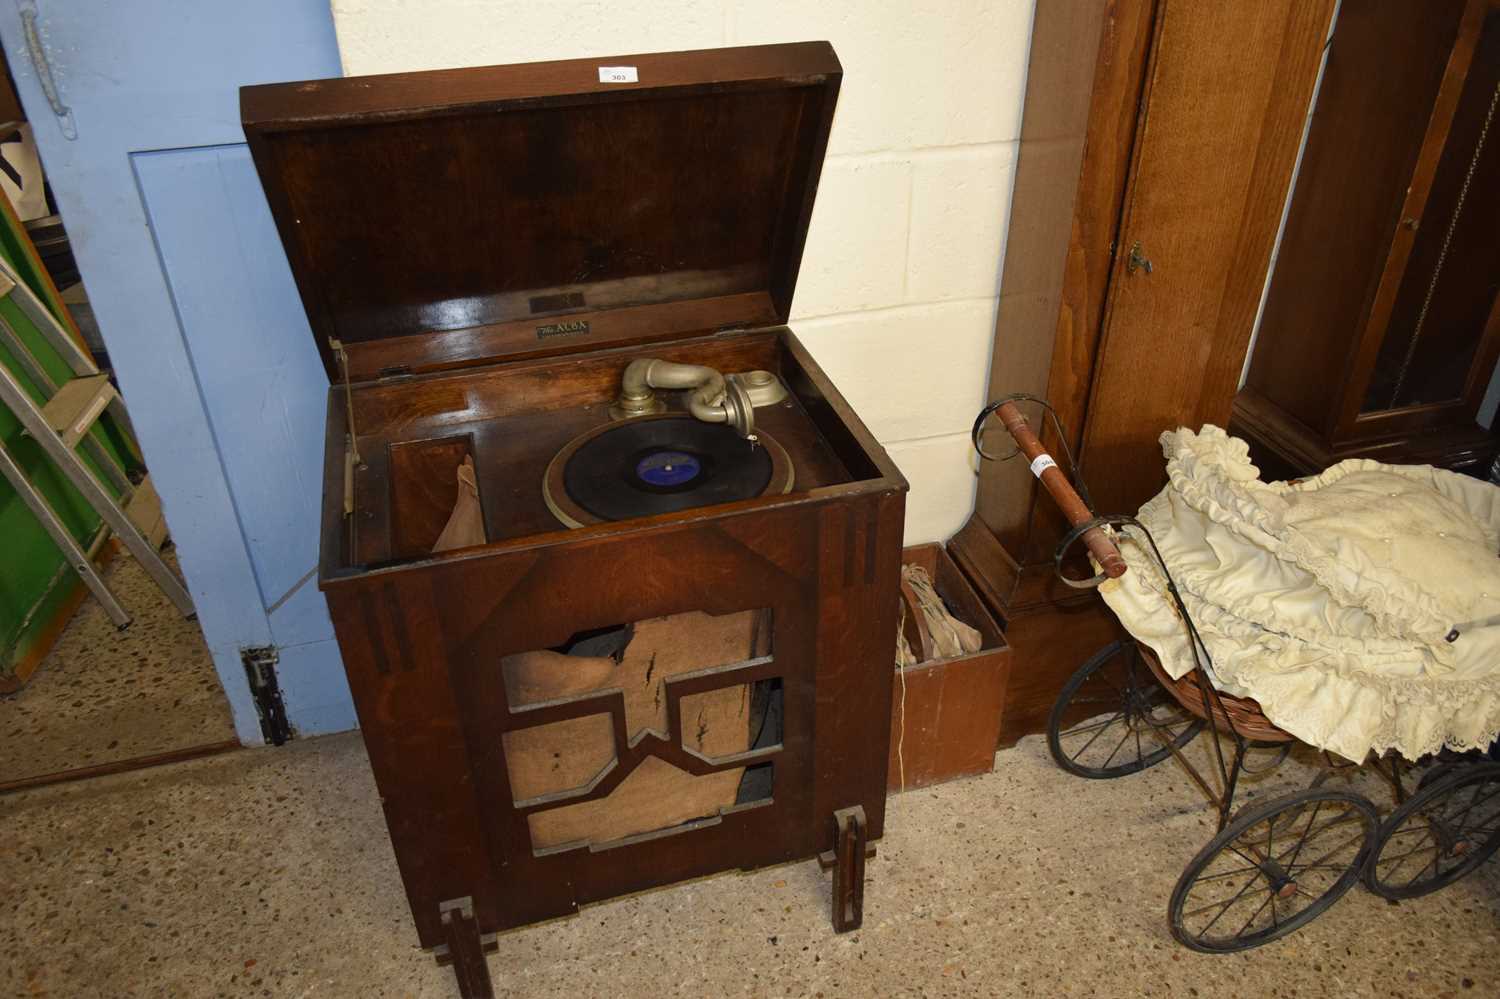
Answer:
xmin=830 ymin=805 xmax=867 ymax=933
xmin=435 ymin=896 xmax=497 ymax=999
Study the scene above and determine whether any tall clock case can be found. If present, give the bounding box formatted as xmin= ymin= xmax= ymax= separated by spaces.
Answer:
xmin=1234 ymin=0 xmax=1500 ymax=477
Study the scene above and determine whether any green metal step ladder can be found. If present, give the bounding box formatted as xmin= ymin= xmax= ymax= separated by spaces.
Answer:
xmin=0 ymin=254 xmax=193 ymax=628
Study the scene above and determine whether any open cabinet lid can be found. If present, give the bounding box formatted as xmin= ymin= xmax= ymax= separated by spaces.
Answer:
xmin=241 ymin=42 xmax=841 ymax=381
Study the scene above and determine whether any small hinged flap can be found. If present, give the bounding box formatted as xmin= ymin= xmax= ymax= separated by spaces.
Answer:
xmin=241 ymin=42 xmax=842 ymax=381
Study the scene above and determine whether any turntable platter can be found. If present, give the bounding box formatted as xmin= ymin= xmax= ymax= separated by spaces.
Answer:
xmin=543 ymin=415 xmax=794 ymax=528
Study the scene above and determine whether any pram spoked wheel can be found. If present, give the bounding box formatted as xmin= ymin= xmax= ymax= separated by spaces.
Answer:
xmin=1170 ymin=789 xmax=1378 ymax=953
xmin=1412 ymin=753 xmax=1483 ymax=793
xmin=1365 ymin=761 xmax=1500 ymax=900
xmin=1047 ymin=640 xmax=1205 ymax=779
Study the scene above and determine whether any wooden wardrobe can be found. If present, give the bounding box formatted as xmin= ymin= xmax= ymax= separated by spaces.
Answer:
xmin=950 ymin=0 xmax=1337 ymax=742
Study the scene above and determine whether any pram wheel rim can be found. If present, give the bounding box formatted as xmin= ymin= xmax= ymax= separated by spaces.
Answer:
xmin=1170 ymin=788 xmax=1378 ymax=953
xmin=1365 ymin=761 xmax=1500 ymax=901
xmin=1046 ymin=640 xmax=1205 ymax=779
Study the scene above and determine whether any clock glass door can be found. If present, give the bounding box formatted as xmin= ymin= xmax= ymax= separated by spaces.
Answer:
xmin=1362 ymin=7 xmax=1500 ymax=415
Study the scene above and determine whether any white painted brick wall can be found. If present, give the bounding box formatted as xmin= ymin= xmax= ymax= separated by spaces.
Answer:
xmin=331 ymin=0 xmax=1036 ymax=543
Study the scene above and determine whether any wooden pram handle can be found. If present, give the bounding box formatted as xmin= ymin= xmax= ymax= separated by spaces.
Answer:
xmin=993 ymin=401 xmax=1128 ymax=579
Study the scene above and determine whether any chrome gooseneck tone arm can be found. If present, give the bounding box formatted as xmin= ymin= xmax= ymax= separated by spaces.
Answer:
xmin=610 ymin=358 xmax=787 ymax=438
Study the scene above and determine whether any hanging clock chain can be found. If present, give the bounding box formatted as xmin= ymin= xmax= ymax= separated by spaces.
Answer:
xmin=1388 ymin=79 xmax=1500 ymax=408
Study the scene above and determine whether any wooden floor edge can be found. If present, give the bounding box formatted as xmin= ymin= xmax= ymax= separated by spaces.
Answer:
xmin=0 ymin=738 xmax=242 ymax=796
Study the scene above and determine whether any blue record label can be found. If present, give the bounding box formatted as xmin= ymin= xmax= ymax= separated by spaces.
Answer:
xmin=635 ymin=450 xmax=701 ymax=487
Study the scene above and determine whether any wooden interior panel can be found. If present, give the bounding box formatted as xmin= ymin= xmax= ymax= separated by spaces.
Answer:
xmin=260 ymin=94 xmax=801 ymax=339
xmin=387 ymin=435 xmax=479 ymax=559
xmin=341 ymin=330 xmax=870 ymax=567
xmin=242 ymin=43 xmax=840 ymax=378
xmin=342 ymin=292 xmax=780 ymax=381
xmin=349 ymin=331 xmax=784 ymax=433
xmin=1244 ymin=0 xmax=1466 ymax=433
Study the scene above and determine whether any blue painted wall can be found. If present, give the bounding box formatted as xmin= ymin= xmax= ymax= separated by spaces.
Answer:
xmin=0 ymin=2 xmax=353 ymax=739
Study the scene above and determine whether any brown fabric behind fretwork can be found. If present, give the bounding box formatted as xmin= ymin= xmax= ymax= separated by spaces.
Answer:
xmin=500 ymin=609 xmax=766 ymax=850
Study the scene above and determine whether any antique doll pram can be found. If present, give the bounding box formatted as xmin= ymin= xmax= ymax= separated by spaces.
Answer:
xmin=974 ymin=395 xmax=1500 ymax=953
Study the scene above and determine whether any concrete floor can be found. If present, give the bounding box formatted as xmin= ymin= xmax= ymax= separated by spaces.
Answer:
xmin=0 ymin=551 xmax=237 ymax=783
xmin=2 ymin=728 xmax=1496 ymax=998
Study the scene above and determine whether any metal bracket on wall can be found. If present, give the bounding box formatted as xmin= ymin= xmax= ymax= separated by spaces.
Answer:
xmin=241 ymin=646 xmax=291 ymax=746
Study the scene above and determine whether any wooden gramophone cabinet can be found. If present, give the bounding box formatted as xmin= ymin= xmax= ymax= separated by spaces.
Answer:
xmin=241 ymin=42 xmax=906 ymax=998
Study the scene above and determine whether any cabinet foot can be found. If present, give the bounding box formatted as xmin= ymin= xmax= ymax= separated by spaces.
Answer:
xmin=830 ymin=805 xmax=867 ymax=933
xmin=434 ymin=896 xmax=497 ymax=998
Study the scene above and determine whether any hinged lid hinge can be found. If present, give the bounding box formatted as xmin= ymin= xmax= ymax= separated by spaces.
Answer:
xmin=714 ymin=324 xmax=749 ymax=336
xmin=343 ymin=435 xmax=357 ymax=518
xmin=241 ymin=645 xmax=292 ymax=746
xmin=328 ymin=338 xmax=363 ymax=467
xmin=377 ymin=365 xmax=413 ymax=382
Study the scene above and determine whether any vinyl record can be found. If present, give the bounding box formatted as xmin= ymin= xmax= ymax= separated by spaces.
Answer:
xmin=544 ymin=415 xmax=794 ymax=528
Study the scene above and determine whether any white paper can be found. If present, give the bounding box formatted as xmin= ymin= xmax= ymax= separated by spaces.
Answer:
xmin=598 ymin=66 xmax=639 ymax=84
xmin=1029 ymin=454 xmax=1058 ymax=479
